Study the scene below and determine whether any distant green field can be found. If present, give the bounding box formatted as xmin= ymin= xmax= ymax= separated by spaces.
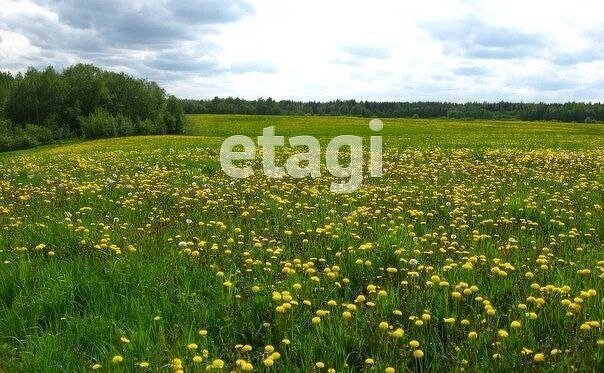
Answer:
xmin=185 ymin=114 xmax=604 ymax=149
xmin=0 ymin=115 xmax=602 ymax=372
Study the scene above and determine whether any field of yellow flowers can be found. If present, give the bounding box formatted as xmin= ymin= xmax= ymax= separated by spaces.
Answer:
xmin=0 ymin=115 xmax=602 ymax=372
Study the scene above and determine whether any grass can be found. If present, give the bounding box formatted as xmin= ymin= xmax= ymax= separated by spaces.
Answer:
xmin=185 ymin=114 xmax=604 ymax=149
xmin=0 ymin=114 xmax=602 ymax=372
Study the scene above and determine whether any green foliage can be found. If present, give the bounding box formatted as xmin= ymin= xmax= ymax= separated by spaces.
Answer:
xmin=0 ymin=119 xmax=55 ymax=151
xmin=136 ymin=117 xmax=159 ymax=135
xmin=164 ymin=95 xmax=185 ymax=134
xmin=24 ymin=123 xmax=54 ymax=144
xmin=0 ymin=119 xmax=15 ymax=152
xmin=115 ymin=113 xmax=135 ymax=136
xmin=0 ymin=118 xmax=601 ymax=371
xmin=0 ymin=71 xmax=14 ymax=118
xmin=183 ymin=97 xmax=604 ymax=123
xmin=0 ymin=64 xmax=186 ymax=152
xmin=80 ymin=108 xmax=118 ymax=139
xmin=6 ymin=67 xmax=66 ymax=126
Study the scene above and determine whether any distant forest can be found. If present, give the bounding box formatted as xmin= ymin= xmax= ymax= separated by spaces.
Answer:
xmin=1 ymin=64 xmax=602 ymax=153
xmin=183 ymin=97 xmax=604 ymax=123
xmin=0 ymin=64 xmax=185 ymax=152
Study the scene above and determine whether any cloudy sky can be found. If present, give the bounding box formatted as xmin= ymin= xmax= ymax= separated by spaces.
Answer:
xmin=0 ymin=0 xmax=603 ymax=102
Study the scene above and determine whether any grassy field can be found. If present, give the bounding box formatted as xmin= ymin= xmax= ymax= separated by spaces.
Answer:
xmin=0 ymin=115 xmax=602 ymax=372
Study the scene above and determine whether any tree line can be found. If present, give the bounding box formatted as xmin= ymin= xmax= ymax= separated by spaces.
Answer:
xmin=1 ymin=64 xmax=602 ymax=153
xmin=183 ymin=97 xmax=604 ymax=123
xmin=0 ymin=64 xmax=185 ymax=152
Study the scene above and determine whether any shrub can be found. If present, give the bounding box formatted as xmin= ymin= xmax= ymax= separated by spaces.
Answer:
xmin=46 ymin=124 xmax=73 ymax=140
xmin=135 ymin=118 xmax=155 ymax=135
xmin=163 ymin=113 xmax=178 ymax=134
xmin=0 ymin=118 xmax=12 ymax=134
xmin=24 ymin=124 xmax=54 ymax=144
xmin=135 ymin=117 xmax=166 ymax=135
xmin=154 ymin=116 xmax=167 ymax=134
xmin=0 ymin=134 xmax=14 ymax=151
xmin=11 ymin=126 xmax=39 ymax=149
xmin=0 ymin=119 xmax=16 ymax=151
xmin=164 ymin=95 xmax=185 ymax=134
xmin=80 ymin=108 xmax=118 ymax=139
xmin=116 ymin=114 xmax=135 ymax=136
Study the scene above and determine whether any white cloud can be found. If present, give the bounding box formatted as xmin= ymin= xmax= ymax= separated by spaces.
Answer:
xmin=0 ymin=0 xmax=603 ymax=102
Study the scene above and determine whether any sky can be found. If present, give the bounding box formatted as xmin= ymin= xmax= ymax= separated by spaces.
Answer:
xmin=0 ymin=0 xmax=603 ymax=102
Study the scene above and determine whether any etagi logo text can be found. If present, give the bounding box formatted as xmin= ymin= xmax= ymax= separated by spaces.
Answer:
xmin=220 ymin=119 xmax=383 ymax=194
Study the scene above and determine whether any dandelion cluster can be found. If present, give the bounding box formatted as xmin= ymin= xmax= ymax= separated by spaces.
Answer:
xmin=0 ymin=128 xmax=602 ymax=371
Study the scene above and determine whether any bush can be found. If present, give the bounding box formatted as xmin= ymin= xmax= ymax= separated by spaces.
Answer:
xmin=116 ymin=114 xmax=135 ymax=136
xmin=153 ymin=116 xmax=167 ymax=134
xmin=0 ymin=119 xmax=17 ymax=151
xmin=46 ymin=124 xmax=73 ymax=140
xmin=24 ymin=124 xmax=53 ymax=144
xmin=164 ymin=95 xmax=185 ymax=134
xmin=135 ymin=117 xmax=166 ymax=135
xmin=0 ymin=118 xmax=12 ymax=134
xmin=0 ymin=134 xmax=14 ymax=151
xmin=135 ymin=118 xmax=155 ymax=135
xmin=163 ymin=113 xmax=178 ymax=134
xmin=80 ymin=109 xmax=118 ymax=139
xmin=12 ymin=126 xmax=39 ymax=149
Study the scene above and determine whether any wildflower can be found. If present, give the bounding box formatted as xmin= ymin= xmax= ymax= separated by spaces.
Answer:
xmin=111 ymin=355 xmax=123 ymax=364
xmin=171 ymin=358 xmax=182 ymax=368
xmin=413 ymin=349 xmax=424 ymax=359
xmin=211 ymin=359 xmax=225 ymax=369
xmin=390 ymin=328 xmax=405 ymax=338
xmin=451 ymin=291 xmax=463 ymax=300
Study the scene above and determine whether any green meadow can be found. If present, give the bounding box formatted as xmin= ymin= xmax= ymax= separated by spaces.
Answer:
xmin=0 ymin=115 xmax=602 ymax=372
